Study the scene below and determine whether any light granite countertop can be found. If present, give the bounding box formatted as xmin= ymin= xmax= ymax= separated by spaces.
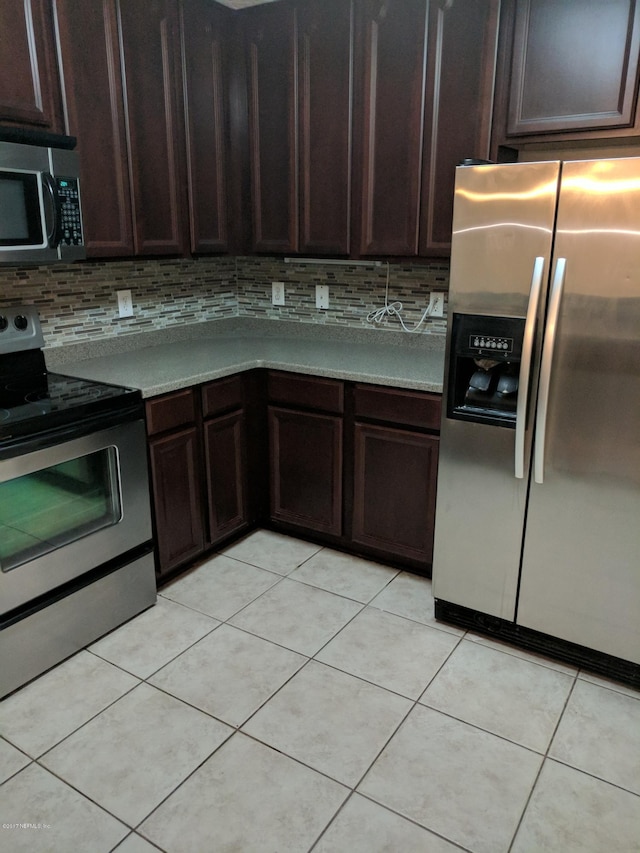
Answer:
xmin=45 ymin=318 xmax=445 ymax=398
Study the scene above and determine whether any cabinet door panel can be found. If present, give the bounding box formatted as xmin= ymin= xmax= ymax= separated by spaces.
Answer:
xmin=354 ymin=0 xmax=428 ymax=255
xmin=146 ymin=388 xmax=196 ymax=436
xmin=353 ymin=423 xmax=438 ymax=564
xmin=180 ymin=0 xmax=229 ymax=253
xmin=269 ymin=406 xmax=342 ymax=535
xmin=204 ymin=410 xmax=248 ymax=543
xmin=118 ymin=0 xmax=186 ymax=255
xmin=420 ymin=0 xmax=500 ymax=253
xmin=55 ymin=0 xmax=134 ymax=257
xmin=0 ymin=0 xmax=62 ymax=131
xmin=508 ymin=0 xmax=640 ymax=135
xmin=245 ymin=4 xmax=298 ymax=252
xmin=149 ymin=427 xmax=204 ymax=575
xmin=268 ymin=371 xmax=344 ymax=414
xmin=298 ymin=0 xmax=353 ymax=254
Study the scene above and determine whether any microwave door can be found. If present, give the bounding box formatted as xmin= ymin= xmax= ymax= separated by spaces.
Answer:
xmin=0 ymin=170 xmax=58 ymax=263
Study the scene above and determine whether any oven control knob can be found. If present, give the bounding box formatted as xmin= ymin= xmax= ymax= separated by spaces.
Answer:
xmin=0 ymin=315 xmax=8 ymax=332
xmin=14 ymin=314 xmax=29 ymax=331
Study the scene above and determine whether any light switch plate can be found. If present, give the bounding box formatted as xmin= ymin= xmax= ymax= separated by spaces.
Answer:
xmin=316 ymin=284 xmax=329 ymax=309
xmin=117 ymin=289 xmax=134 ymax=318
xmin=428 ymin=291 xmax=445 ymax=317
xmin=272 ymin=281 xmax=285 ymax=305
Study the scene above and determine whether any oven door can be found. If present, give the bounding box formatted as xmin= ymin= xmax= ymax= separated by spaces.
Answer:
xmin=0 ymin=419 xmax=152 ymax=616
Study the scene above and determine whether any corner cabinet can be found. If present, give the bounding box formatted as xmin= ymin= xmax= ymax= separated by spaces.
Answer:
xmin=0 ymin=0 xmax=64 ymax=133
xmin=146 ymin=369 xmax=442 ymax=580
xmin=146 ymin=375 xmax=252 ymax=580
xmin=266 ymin=370 xmax=442 ymax=574
xmin=494 ymin=0 xmax=640 ymax=144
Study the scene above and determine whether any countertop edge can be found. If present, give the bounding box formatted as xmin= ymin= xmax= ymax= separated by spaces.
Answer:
xmin=46 ymin=319 xmax=445 ymax=397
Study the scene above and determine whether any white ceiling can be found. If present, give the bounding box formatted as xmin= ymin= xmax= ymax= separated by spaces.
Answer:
xmin=214 ymin=0 xmax=280 ymax=8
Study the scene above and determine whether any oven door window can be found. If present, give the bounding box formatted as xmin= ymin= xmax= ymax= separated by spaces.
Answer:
xmin=0 ymin=446 xmax=122 ymax=572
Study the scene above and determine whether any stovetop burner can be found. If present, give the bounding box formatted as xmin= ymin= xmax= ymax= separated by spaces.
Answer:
xmin=0 ymin=305 xmax=143 ymax=450
xmin=0 ymin=372 xmax=140 ymax=429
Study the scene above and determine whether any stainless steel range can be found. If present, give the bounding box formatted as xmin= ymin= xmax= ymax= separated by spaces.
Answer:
xmin=0 ymin=305 xmax=156 ymax=697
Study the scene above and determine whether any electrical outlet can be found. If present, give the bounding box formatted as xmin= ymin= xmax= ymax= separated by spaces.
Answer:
xmin=272 ymin=281 xmax=285 ymax=306
xmin=316 ymin=284 xmax=329 ymax=309
xmin=117 ymin=289 xmax=134 ymax=318
xmin=428 ymin=291 xmax=445 ymax=318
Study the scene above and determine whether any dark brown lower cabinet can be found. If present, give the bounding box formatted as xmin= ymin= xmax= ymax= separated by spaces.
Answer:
xmin=352 ymin=423 xmax=439 ymax=565
xmin=147 ymin=369 xmax=441 ymax=581
xmin=268 ymin=406 xmax=343 ymax=536
xmin=146 ymin=376 xmax=251 ymax=580
xmin=266 ymin=371 xmax=441 ymax=573
xmin=148 ymin=425 xmax=205 ymax=574
xmin=203 ymin=409 xmax=247 ymax=544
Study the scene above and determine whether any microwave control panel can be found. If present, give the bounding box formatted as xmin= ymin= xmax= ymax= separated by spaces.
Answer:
xmin=57 ymin=177 xmax=83 ymax=246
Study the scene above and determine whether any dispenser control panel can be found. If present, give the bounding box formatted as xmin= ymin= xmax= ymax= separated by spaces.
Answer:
xmin=468 ymin=335 xmax=514 ymax=355
xmin=448 ymin=314 xmax=526 ymax=429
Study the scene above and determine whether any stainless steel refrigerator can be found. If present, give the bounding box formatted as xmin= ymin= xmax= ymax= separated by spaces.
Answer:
xmin=432 ymin=158 xmax=640 ymax=685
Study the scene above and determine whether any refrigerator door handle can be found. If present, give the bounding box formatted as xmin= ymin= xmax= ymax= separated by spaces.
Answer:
xmin=515 ymin=256 xmax=545 ymax=479
xmin=534 ymin=257 xmax=567 ymax=484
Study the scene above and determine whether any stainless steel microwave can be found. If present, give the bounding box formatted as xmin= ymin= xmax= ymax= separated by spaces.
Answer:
xmin=0 ymin=139 xmax=85 ymax=264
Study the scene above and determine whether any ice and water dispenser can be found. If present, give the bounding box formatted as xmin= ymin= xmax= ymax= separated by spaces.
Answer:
xmin=447 ymin=314 xmax=525 ymax=428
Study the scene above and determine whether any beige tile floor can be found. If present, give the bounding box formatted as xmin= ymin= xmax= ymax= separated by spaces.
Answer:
xmin=1 ymin=529 xmax=639 ymax=852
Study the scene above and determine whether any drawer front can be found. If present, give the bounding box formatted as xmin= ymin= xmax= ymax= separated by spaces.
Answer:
xmin=202 ymin=375 xmax=244 ymax=418
xmin=354 ymin=384 xmax=441 ymax=430
xmin=146 ymin=389 xmax=196 ymax=436
xmin=267 ymin=371 xmax=344 ymax=414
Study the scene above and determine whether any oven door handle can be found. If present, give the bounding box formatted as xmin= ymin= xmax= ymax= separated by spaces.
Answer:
xmin=0 ymin=405 xmax=142 ymax=461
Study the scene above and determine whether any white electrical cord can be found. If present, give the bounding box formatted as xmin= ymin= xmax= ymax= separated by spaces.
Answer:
xmin=366 ymin=262 xmax=437 ymax=333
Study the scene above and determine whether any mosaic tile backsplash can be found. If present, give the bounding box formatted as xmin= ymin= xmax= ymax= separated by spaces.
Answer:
xmin=0 ymin=255 xmax=449 ymax=349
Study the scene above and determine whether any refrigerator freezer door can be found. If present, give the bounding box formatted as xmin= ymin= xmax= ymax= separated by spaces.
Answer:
xmin=433 ymin=161 xmax=561 ymax=619
xmin=518 ymin=158 xmax=640 ymax=664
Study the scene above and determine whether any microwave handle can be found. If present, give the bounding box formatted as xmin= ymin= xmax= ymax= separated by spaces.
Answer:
xmin=42 ymin=172 xmax=62 ymax=248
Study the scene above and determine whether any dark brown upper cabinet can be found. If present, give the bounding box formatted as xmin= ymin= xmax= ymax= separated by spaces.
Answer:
xmin=353 ymin=0 xmax=428 ymax=256
xmin=353 ymin=0 xmax=499 ymax=257
xmin=504 ymin=0 xmax=640 ymax=138
xmin=118 ymin=0 xmax=187 ymax=255
xmin=245 ymin=2 xmax=298 ymax=253
xmin=56 ymin=0 xmax=231 ymax=259
xmin=0 ymin=0 xmax=63 ymax=133
xmin=420 ymin=0 xmax=500 ymax=255
xmin=244 ymin=0 xmax=353 ymax=254
xmin=180 ymin=0 xmax=231 ymax=254
xmin=55 ymin=0 xmax=134 ymax=256
xmin=298 ymin=0 xmax=353 ymax=254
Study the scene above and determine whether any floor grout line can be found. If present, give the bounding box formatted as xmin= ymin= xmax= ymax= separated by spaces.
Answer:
xmin=2 ymin=529 xmax=639 ymax=853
